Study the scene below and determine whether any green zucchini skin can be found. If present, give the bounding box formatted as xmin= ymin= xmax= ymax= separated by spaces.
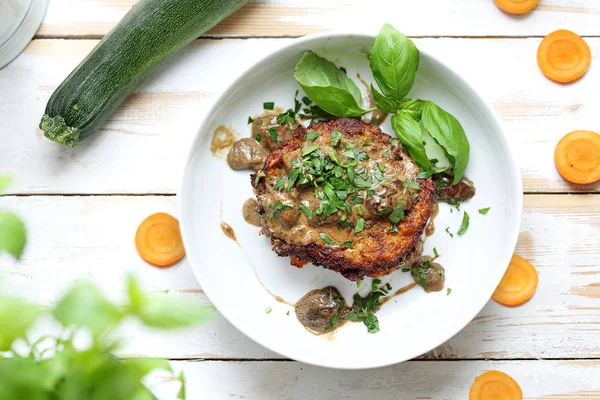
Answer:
xmin=40 ymin=0 xmax=247 ymax=147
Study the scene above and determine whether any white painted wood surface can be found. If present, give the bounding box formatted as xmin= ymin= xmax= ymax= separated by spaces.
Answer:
xmin=1 ymin=38 xmax=599 ymax=194
xmin=38 ymin=0 xmax=600 ymax=38
xmin=1 ymin=0 xmax=599 ymax=397
xmin=148 ymin=360 xmax=600 ymax=400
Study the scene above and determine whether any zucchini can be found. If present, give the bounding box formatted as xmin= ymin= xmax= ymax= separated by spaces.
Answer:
xmin=40 ymin=0 xmax=247 ymax=147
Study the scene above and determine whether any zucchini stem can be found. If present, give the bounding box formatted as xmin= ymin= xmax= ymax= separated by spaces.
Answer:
xmin=40 ymin=115 xmax=80 ymax=148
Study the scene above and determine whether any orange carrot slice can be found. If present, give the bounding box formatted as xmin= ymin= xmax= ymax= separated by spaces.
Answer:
xmin=135 ymin=212 xmax=185 ymax=267
xmin=554 ymin=130 xmax=600 ymax=185
xmin=494 ymin=0 xmax=539 ymax=15
xmin=537 ymin=30 xmax=591 ymax=83
xmin=492 ymin=255 xmax=538 ymax=306
xmin=469 ymin=370 xmax=523 ymax=400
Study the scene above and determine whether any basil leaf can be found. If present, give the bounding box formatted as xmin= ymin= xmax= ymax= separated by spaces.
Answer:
xmin=421 ymin=101 xmax=470 ymax=185
xmin=370 ymin=24 xmax=420 ymax=102
xmin=370 ymin=84 xmax=399 ymax=114
xmin=53 ymin=282 xmax=123 ymax=335
xmin=0 ymin=211 xmax=26 ymax=260
xmin=294 ymin=52 xmax=367 ymax=117
xmin=391 ymin=112 xmax=430 ymax=170
xmin=0 ymin=297 xmax=42 ymax=351
xmin=398 ymin=98 xmax=426 ymax=121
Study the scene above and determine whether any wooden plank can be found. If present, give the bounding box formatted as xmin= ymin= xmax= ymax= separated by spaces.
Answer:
xmin=0 ymin=194 xmax=598 ymax=360
xmin=38 ymin=0 xmax=600 ymax=39
xmin=150 ymin=360 xmax=600 ymax=399
xmin=1 ymin=38 xmax=598 ymax=194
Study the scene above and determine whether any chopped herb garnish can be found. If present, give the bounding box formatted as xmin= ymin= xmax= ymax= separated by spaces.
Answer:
xmin=286 ymin=169 xmax=299 ymax=191
xmin=302 ymin=145 xmax=320 ymax=156
xmin=302 ymin=96 xmax=311 ymax=106
xmin=389 ymin=225 xmax=398 ymax=233
xmin=411 ymin=259 xmax=432 ymax=289
xmin=286 ymin=310 xmax=290 ymax=316
xmin=273 ymin=176 xmax=287 ymax=190
xmin=269 ymin=201 xmax=293 ymax=219
xmin=375 ymin=207 xmax=393 ymax=216
xmin=382 ymin=151 xmax=390 ymax=158
xmin=268 ymin=127 xmax=280 ymax=142
xmin=403 ymin=179 xmax=421 ymax=190
xmin=342 ymin=240 xmax=352 ymax=248
xmin=457 ymin=211 xmax=470 ymax=235
xmin=447 ymin=288 xmax=452 ymax=296
xmin=347 ymin=280 xmax=391 ymax=334
xmin=388 ymin=203 xmax=405 ymax=224
xmin=356 ymin=205 xmax=364 ymax=216
xmin=366 ymin=189 xmax=375 ymax=196
xmin=319 ymin=232 xmax=334 ymax=245
xmin=247 ymin=116 xmax=254 ymax=124
xmin=374 ymin=163 xmax=386 ymax=182
xmin=255 ymin=134 xmax=262 ymax=143
xmin=445 ymin=226 xmax=454 ymax=238
xmin=329 ymin=130 xmax=343 ymax=147
xmin=306 ymin=131 xmax=320 ymax=141
xmin=294 ymin=98 xmax=302 ymax=113
xmin=370 ymin=118 xmax=379 ymax=125
xmin=265 ymin=307 xmax=273 ymax=314
xmin=417 ymin=170 xmax=432 ymax=179
xmin=257 ymin=120 xmax=263 ymax=125
xmin=299 ymin=203 xmax=314 ymax=220
xmin=433 ymin=247 xmax=439 ymax=257
xmin=263 ymin=102 xmax=275 ymax=110
xmin=357 ymin=280 xmax=362 ymax=288
xmin=354 ymin=218 xmax=365 ymax=233
xmin=478 ymin=207 xmax=491 ymax=215
xmin=401 ymin=267 xmax=410 ymax=272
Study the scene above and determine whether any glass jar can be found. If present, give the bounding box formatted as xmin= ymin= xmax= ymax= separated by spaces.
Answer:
xmin=0 ymin=0 xmax=48 ymax=68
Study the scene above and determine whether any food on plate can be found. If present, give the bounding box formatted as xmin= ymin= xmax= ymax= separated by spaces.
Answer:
xmin=492 ymin=254 xmax=538 ymax=307
xmin=494 ymin=0 xmax=539 ymax=15
xmin=554 ymin=130 xmax=600 ymax=184
xmin=40 ymin=0 xmax=249 ymax=147
xmin=218 ymin=23 xmax=481 ymax=334
xmin=469 ymin=370 xmax=523 ymax=400
xmin=135 ymin=212 xmax=185 ymax=267
xmin=252 ymin=118 xmax=435 ymax=281
xmin=537 ymin=30 xmax=591 ymax=84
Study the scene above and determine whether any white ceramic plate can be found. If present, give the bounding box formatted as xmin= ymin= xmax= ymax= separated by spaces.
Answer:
xmin=180 ymin=33 xmax=522 ymax=369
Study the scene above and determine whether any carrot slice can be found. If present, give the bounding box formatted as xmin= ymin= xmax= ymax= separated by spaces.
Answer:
xmin=492 ymin=255 xmax=538 ymax=306
xmin=537 ymin=30 xmax=591 ymax=83
xmin=554 ymin=130 xmax=600 ymax=185
xmin=469 ymin=370 xmax=523 ymax=400
xmin=135 ymin=212 xmax=185 ymax=267
xmin=494 ymin=0 xmax=539 ymax=15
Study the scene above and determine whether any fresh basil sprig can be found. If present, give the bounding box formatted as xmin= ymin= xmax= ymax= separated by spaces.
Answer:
xmin=421 ymin=101 xmax=470 ymax=184
xmin=294 ymin=52 xmax=372 ymax=117
xmin=398 ymin=98 xmax=425 ymax=121
xmin=370 ymin=24 xmax=420 ymax=105
xmin=391 ymin=112 xmax=430 ymax=170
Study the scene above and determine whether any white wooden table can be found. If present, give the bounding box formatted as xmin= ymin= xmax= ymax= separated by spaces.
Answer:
xmin=1 ymin=1 xmax=600 ymax=398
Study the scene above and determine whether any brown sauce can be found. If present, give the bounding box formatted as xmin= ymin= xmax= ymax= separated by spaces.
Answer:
xmin=425 ymin=202 xmax=439 ymax=237
xmin=242 ymin=198 xmax=262 ymax=227
xmin=211 ymin=125 xmax=238 ymax=158
xmin=220 ymin=221 xmax=237 ymax=242
xmin=357 ymin=73 xmax=388 ymax=125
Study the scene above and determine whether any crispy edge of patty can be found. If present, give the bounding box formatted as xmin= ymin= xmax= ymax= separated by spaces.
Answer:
xmin=252 ymin=118 xmax=435 ymax=281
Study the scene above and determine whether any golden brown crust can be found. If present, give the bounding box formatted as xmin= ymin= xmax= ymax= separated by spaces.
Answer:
xmin=252 ymin=118 xmax=435 ymax=281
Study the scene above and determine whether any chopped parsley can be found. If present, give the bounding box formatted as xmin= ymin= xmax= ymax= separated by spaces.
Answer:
xmin=388 ymin=203 xmax=405 ymax=224
xmin=255 ymin=134 xmax=261 ymax=143
xmin=417 ymin=170 xmax=433 ymax=179
xmin=457 ymin=211 xmax=470 ymax=235
xmin=329 ymin=130 xmax=343 ymax=147
xmin=433 ymin=247 xmax=439 ymax=257
xmin=273 ymin=176 xmax=287 ymax=190
xmin=447 ymin=288 xmax=452 ymax=296
xmin=306 ymin=131 xmax=320 ymax=141
xmin=403 ymin=179 xmax=421 ymax=190
xmin=401 ymin=267 xmax=410 ymax=272
xmin=263 ymin=101 xmax=275 ymax=110
xmin=319 ymin=232 xmax=334 ymax=245
xmin=389 ymin=225 xmax=398 ymax=233
xmin=268 ymin=127 xmax=280 ymax=142
xmin=354 ymin=218 xmax=365 ymax=233
xmin=382 ymin=151 xmax=390 ymax=158
xmin=265 ymin=307 xmax=273 ymax=314
xmin=370 ymin=118 xmax=379 ymax=125
xmin=478 ymin=207 xmax=491 ymax=215
xmin=302 ymin=145 xmax=320 ymax=156
xmin=347 ymin=279 xmax=392 ymax=334
xmin=445 ymin=227 xmax=454 ymax=238
xmin=286 ymin=310 xmax=290 ymax=316
xmin=357 ymin=279 xmax=362 ymax=288
xmin=411 ymin=259 xmax=432 ymax=289
xmin=299 ymin=203 xmax=314 ymax=219
xmin=302 ymin=96 xmax=311 ymax=106
xmin=269 ymin=201 xmax=293 ymax=219
xmin=247 ymin=116 xmax=254 ymax=124
xmin=342 ymin=240 xmax=352 ymax=248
